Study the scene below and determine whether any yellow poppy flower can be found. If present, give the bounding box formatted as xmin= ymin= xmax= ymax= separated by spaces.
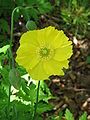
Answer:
xmin=16 ymin=26 xmax=73 ymax=80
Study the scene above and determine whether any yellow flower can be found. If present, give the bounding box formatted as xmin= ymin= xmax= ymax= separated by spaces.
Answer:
xmin=16 ymin=26 xmax=73 ymax=80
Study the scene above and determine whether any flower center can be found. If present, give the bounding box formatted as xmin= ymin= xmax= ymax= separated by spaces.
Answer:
xmin=40 ymin=47 xmax=50 ymax=57
xmin=36 ymin=46 xmax=54 ymax=60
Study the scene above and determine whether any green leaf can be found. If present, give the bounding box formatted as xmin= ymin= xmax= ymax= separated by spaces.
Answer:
xmin=37 ymin=101 xmax=53 ymax=114
xmin=25 ymin=0 xmax=37 ymax=5
xmin=38 ymin=2 xmax=52 ymax=14
xmin=9 ymin=68 xmax=21 ymax=89
xmin=12 ymin=101 xmax=31 ymax=112
xmin=28 ymin=83 xmax=37 ymax=102
xmin=26 ymin=20 xmax=37 ymax=30
xmin=0 ymin=19 xmax=10 ymax=33
xmin=22 ymin=7 xmax=39 ymax=21
xmin=17 ymin=81 xmax=36 ymax=102
xmin=65 ymin=109 xmax=74 ymax=120
xmin=72 ymin=0 xmax=77 ymax=8
xmin=0 ymin=45 xmax=10 ymax=54
xmin=39 ymin=81 xmax=54 ymax=103
xmin=59 ymin=110 xmax=63 ymax=120
xmin=28 ymin=8 xmax=39 ymax=20
xmin=86 ymin=56 xmax=90 ymax=64
xmin=21 ymin=80 xmax=30 ymax=95
xmin=0 ymin=67 xmax=10 ymax=86
xmin=16 ymin=89 xmax=30 ymax=101
xmin=15 ymin=0 xmax=24 ymax=6
xmin=79 ymin=112 xmax=87 ymax=120
xmin=10 ymin=101 xmax=32 ymax=120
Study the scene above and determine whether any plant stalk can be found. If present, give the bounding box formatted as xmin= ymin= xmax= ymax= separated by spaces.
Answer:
xmin=8 ymin=6 xmax=24 ymax=116
xmin=33 ymin=81 xmax=40 ymax=119
xmin=9 ymin=6 xmax=25 ymax=105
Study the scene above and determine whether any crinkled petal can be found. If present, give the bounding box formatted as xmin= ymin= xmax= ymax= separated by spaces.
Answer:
xmin=27 ymin=61 xmax=48 ymax=80
xmin=16 ymin=44 xmax=40 ymax=69
xmin=60 ymin=60 xmax=69 ymax=69
xmin=45 ymin=27 xmax=59 ymax=47
xmin=54 ymin=45 xmax=73 ymax=61
xmin=37 ymin=26 xmax=56 ymax=47
xmin=42 ymin=26 xmax=56 ymax=40
xmin=43 ymin=59 xmax=64 ymax=76
xmin=49 ymin=30 xmax=71 ymax=49
xmin=36 ymin=29 xmax=47 ymax=47
xmin=20 ymin=31 xmax=39 ymax=46
xmin=42 ymin=27 xmax=71 ymax=49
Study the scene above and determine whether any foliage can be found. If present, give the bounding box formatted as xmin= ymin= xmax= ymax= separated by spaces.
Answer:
xmin=0 ymin=45 xmax=54 ymax=119
xmin=0 ymin=1 xmax=53 ymax=118
xmin=60 ymin=0 xmax=90 ymax=37
xmin=86 ymin=55 xmax=90 ymax=64
xmin=79 ymin=112 xmax=87 ymax=120
xmin=0 ymin=66 xmax=53 ymax=119
xmin=48 ymin=109 xmax=87 ymax=120
xmin=65 ymin=109 xmax=74 ymax=120
xmin=0 ymin=0 xmax=52 ymax=47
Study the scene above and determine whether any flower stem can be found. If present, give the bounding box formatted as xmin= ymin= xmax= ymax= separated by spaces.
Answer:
xmin=33 ymin=81 xmax=40 ymax=119
xmin=8 ymin=6 xmax=30 ymax=118
xmin=10 ymin=6 xmax=24 ymax=68
xmin=8 ymin=6 xmax=23 ymax=117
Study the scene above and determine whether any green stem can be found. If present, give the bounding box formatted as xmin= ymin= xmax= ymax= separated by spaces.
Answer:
xmin=33 ymin=81 xmax=40 ymax=119
xmin=8 ymin=6 xmax=24 ymax=116
xmin=8 ymin=7 xmax=18 ymax=107
xmin=10 ymin=6 xmax=23 ymax=68
xmin=8 ymin=6 xmax=30 ymax=118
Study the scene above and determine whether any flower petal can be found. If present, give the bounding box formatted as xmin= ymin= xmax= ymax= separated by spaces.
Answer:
xmin=36 ymin=29 xmax=47 ymax=47
xmin=54 ymin=45 xmax=73 ymax=61
xmin=43 ymin=59 xmax=64 ymax=76
xmin=27 ymin=61 xmax=48 ymax=80
xmin=20 ymin=31 xmax=39 ymax=46
xmin=49 ymin=30 xmax=70 ymax=49
xmin=60 ymin=60 xmax=69 ymax=69
xmin=43 ymin=28 xmax=71 ymax=49
xmin=37 ymin=26 xmax=56 ymax=47
xmin=45 ymin=27 xmax=59 ymax=47
xmin=16 ymin=44 xmax=40 ymax=69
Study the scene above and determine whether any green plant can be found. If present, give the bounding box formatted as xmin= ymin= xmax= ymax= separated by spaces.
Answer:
xmin=0 ymin=36 xmax=53 ymax=119
xmin=0 ymin=0 xmax=52 ymax=47
xmin=86 ymin=55 xmax=90 ymax=64
xmin=0 ymin=4 xmax=53 ymax=119
xmin=65 ymin=109 xmax=74 ymax=120
xmin=79 ymin=112 xmax=87 ymax=120
xmin=0 ymin=64 xmax=53 ymax=119
xmin=48 ymin=109 xmax=87 ymax=120
xmin=60 ymin=0 xmax=90 ymax=37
